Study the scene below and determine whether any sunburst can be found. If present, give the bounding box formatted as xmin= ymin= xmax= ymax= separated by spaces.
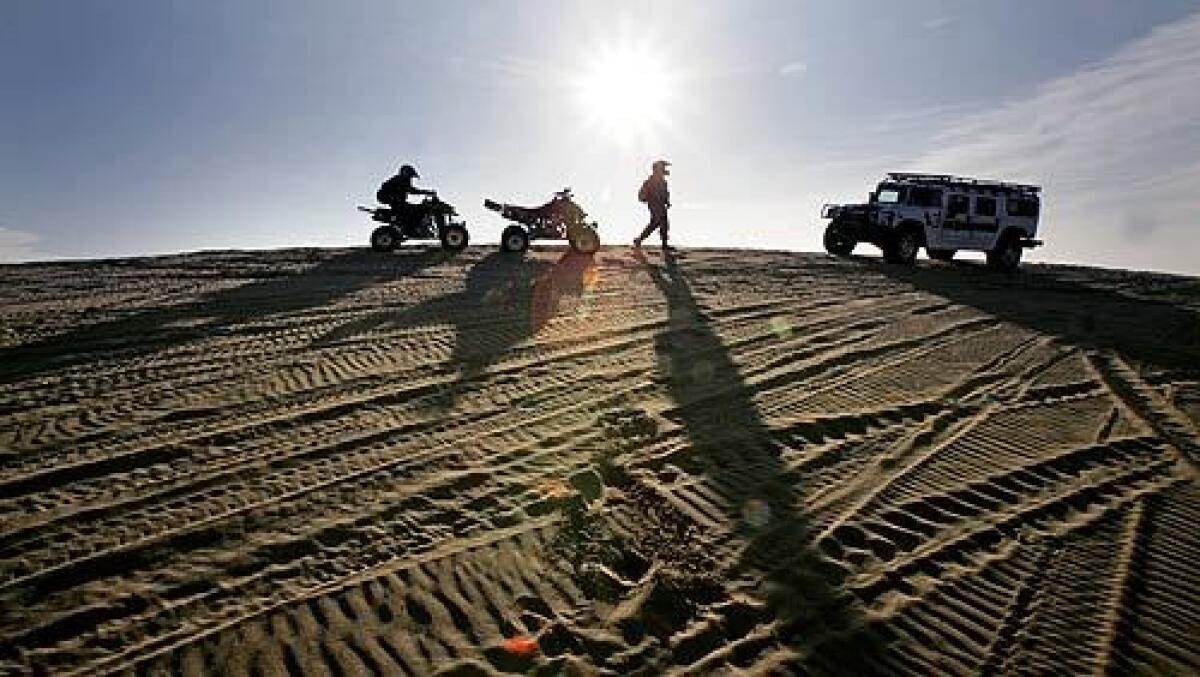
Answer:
xmin=573 ymin=41 xmax=677 ymax=144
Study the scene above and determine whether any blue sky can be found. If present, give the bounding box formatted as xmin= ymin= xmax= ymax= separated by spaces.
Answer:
xmin=3 ymin=1 xmax=1200 ymax=273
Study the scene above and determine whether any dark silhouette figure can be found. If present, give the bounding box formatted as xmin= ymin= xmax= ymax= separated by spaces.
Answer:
xmin=376 ymin=164 xmax=436 ymax=216
xmin=633 ymin=248 xmax=885 ymax=671
xmin=634 ymin=160 xmax=672 ymax=249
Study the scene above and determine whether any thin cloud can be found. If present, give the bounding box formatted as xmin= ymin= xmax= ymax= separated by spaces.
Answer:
xmin=779 ymin=61 xmax=808 ymax=77
xmin=911 ymin=11 xmax=1200 ymax=273
xmin=0 ymin=226 xmax=41 ymax=263
xmin=922 ymin=16 xmax=953 ymax=31
xmin=866 ymin=102 xmax=977 ymax=134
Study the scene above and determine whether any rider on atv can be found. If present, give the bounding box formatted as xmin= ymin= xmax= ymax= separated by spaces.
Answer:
xmin=377 ymin=164 xmax=436 ymax=228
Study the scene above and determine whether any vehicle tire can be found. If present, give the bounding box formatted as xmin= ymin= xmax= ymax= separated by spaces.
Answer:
xmin=928 ymin=248 xmax=956 ymax=262
xmin=370 ymin=225 xmax=402 ymax=252
xmin=569 ymin=226 xmax=600 ymax=254
xmin=823 ymin=223 xmax=856 ymax=256
xmin=987 ymin=234 xmax=1023 ymax=271
xmin=440 ymin=224 xmax=469 ymax=251
xmin=884 ymin=227 xmax=920 ymax=265
xmin=500 ymin=225 xmax=530 ymax=253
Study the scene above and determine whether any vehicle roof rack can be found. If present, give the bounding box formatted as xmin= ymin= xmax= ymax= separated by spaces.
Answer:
xmin=886 ymin=172 xmax=1041 ymax=195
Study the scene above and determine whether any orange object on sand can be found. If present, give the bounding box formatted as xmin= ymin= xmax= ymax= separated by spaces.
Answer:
xmin=502 ymin=635 xmax=539 ymax=656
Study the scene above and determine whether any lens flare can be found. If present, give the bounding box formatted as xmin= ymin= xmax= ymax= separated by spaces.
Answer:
xmin=502 ymin=635 xmax=539 ymax=656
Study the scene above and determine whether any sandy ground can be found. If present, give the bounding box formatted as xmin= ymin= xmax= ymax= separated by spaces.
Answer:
xmin=1 ymin=245 xmax=1198 ymax=676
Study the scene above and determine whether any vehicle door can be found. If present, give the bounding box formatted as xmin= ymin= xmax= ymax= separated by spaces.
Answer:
xmin=972 ymin=194 xmax=999 ymax=249
xmin=908 ymin=186 xmax=946 ymax=248
xmin=872 ymin=185 xmax=906 ymax=232
xmin=941 ymin=192 xmax=972 ymax=248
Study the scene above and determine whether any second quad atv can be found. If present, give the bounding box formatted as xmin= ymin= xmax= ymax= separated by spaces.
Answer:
xmin=358 ymin=194 xmax=469 ymax=252
xmin=484 ymin=188 xmax=601 ymax=254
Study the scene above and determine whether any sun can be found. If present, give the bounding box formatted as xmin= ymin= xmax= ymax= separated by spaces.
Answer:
xmin=574 ymin=43 xmax=676 ymax=143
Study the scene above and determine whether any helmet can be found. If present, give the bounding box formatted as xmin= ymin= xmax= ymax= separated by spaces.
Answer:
xmin=652 ymin=159 xmax=671 ymax=175
xmin=399 ymin=164 xmax=419 ymax=179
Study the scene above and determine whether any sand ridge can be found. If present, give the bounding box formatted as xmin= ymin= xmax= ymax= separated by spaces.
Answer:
xmin=1 ymin=246 xmax=1198 ymax=675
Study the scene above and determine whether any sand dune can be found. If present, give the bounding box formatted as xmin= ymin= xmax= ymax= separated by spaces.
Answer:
xmin=1 ymin=246 xmax=1198 ymax=675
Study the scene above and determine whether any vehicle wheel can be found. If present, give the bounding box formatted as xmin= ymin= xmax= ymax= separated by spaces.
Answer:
xmin=884 ymin=228 xmax=920 ymax=265
xmin=440 ymin=224 xmax=469 ymax=251
xmin=370 ymin=225 xmax=402 ymax=252
xmin=987 ymin=234 xmax=1023 ymax=271
xmin=569 ymin=227 xmax=600 ymax=254
xmin=823 ymin=223 xmax=856 ymax=256
xmin=500 ymin=226 xmax=530 ymax=253
xmin=928 ymin=248 xmax=956 ymax=262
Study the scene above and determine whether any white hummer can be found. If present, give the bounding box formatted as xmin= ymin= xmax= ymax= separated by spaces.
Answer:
xmin=820 ymin=172 xmax=1043 ymax=270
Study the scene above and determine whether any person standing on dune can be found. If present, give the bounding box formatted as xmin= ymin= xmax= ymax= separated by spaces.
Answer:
xmin=634 ymin=159 xmax=672 ymax=249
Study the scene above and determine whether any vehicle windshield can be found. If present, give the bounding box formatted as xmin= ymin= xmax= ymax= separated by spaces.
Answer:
xmin=875 ymin=186 xmax=902 ymax=204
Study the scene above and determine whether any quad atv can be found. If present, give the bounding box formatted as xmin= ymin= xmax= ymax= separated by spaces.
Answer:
xmin=358 ymin=194 xmax=469 ymax=252
xmin=484 ymin=188 xmax=601 ymax=254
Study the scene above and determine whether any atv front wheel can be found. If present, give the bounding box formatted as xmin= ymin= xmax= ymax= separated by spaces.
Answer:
xmin=440 ymin=224 xmax=469 ymax=251
xmin=823 ymin=223 xmax=856 ymax=256
xmin=500 ymin=226 xmax=530 ymax=253
xmin=569 ymin=227 xmax=600 ymax=254
xmin=370 ymin=225 xmax=402 ymax=252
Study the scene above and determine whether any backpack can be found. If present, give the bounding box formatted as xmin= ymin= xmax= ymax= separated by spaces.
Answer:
xmin=377 ymin=178 xmax=397 ymax=205
xmin=637 ymin=179 xmax=650 ymax=203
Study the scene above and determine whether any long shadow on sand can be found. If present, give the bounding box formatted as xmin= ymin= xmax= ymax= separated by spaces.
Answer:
xmin=315 ymin=249 xmax=597 ymax=405
xmin=0 ymin=248 xmax=455 ymax=384
xmin=635 ymin=249 xmax=886 ymax=671
xmin=865 ymin=257 xmax=1200 ymax=375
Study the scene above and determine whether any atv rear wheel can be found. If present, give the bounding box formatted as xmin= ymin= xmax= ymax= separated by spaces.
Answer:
xmin=440 ymin=224 xmax=469 ymax=251
xmin=500 ymin=226 xmax=530 ymax=253
xmin=823 ymin=223 xmax=856 ymax=256
xmin=569 ymin=227 xmax=600 ymax=254
xmin=928 ymin=248 xmax=956 ymax=262
xmin=370 ymin=225 xmax=402 ymax=252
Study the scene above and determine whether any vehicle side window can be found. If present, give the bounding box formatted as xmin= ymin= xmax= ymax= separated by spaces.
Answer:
xmin=947 ymin=194 xmax=970 ymax=217
xmin=975 ymin=196 xmax=997 ymax=217
xmin=1007 ymin=198 xmax=1039 ymax=218
xmin=909 ymin=187 xmax=942 ymax=208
